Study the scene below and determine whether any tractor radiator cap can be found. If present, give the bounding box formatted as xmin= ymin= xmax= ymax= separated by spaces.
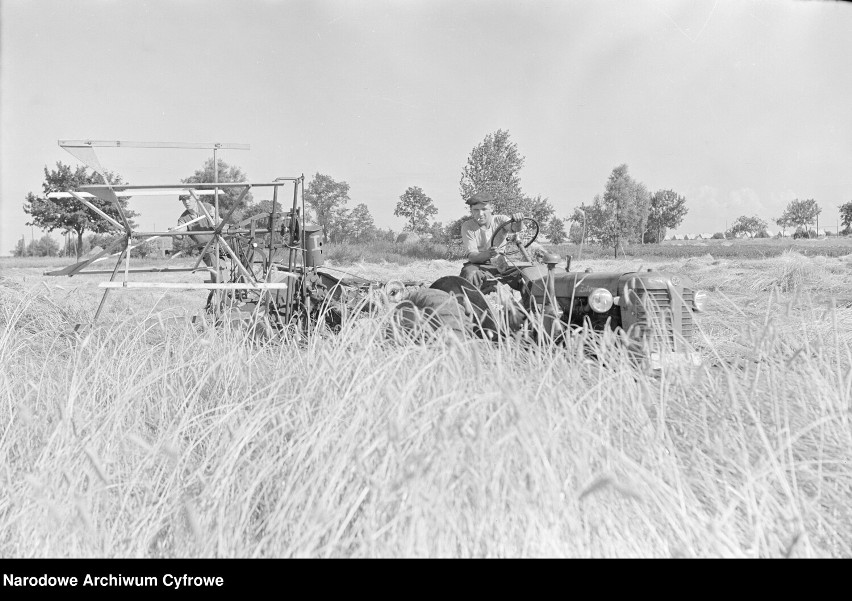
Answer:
xmin=542 ymin=252 xmax=560 ymax=265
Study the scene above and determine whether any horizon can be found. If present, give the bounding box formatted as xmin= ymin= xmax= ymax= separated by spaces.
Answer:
xmin=3 ymin=0 xmax=851 ymax=255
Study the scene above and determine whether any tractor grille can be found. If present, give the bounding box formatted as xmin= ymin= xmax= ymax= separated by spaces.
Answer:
xmin=633 ymin=288 xmax=695 ymax=345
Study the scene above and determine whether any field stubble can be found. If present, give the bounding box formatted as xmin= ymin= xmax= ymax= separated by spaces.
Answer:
xmin=1 ymin=247 xmax=851 ymax=557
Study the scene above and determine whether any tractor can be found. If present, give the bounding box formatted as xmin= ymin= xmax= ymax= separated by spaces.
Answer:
xmin=391 ymin=217 xmax=708 ymax=368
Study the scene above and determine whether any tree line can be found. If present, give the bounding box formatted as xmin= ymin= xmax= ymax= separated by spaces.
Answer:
xmin=726 ymin=198 xmax=852 ymax=239
xmin=19 ymin=130 xmax=852 ymax=258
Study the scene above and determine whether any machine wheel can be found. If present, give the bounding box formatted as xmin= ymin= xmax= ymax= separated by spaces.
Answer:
xmin=429 ymin=275 xmax=500 ymax=337
xmin=392 ymin=288 xmax=468 ymax=337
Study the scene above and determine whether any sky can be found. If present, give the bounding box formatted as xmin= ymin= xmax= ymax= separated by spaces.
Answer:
xmin=2 ymin=0 xmax=851 ymax=254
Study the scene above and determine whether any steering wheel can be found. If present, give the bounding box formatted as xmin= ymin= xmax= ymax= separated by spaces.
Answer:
xmin=489 ymin=217 xmax=539 ymax=258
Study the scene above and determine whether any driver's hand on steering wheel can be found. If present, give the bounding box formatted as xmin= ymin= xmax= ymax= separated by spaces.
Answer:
xmin=509 ymin=213 xmax=524 ymax=231
xmin=486 ymin=246 xmax=499 ymax=259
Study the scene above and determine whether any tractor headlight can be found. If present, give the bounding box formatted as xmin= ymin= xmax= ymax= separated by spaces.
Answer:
xmin=588 ymin=288 xmax=614 ymax=313
xmin=693 ymin=290 xmax=708 ymax=312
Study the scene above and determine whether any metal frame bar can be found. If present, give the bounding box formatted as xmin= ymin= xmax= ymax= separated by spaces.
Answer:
xmin=51 ymin=139 xmax=322 ymax=324
xmin=82 ymin=181 xmax=300 ymax=189
xmin=93 ymin=242 xmax=128 ymax=323
xmin=99 ymin=281 xmax=295 ymax=290
xmin=68 ymin=191 xmax=125 ymax=231
xmin=60 ymin=140 xmax=250 ymax=150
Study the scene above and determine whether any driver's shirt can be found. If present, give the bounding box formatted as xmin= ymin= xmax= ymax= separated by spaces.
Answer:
xmin=175 ymin=201 xmax=218 ymax=247
xmin=461 ymin=214 xmax=512 ymax=261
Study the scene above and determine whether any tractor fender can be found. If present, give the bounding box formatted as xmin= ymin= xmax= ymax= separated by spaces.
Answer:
xmin=429 ymin=276 xmax=499 ymax=335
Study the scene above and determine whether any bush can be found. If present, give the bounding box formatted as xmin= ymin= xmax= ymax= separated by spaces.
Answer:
xmin=793 ymin=229 xmax=817 ymax=239
xmin=711 ymin=232 xmax=725 ymax=240
xmin=130 ymin=239 xmax=159 ymax=258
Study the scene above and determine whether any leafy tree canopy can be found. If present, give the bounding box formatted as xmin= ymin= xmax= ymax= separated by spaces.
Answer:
xmin=728 ymin=215 xmax=768 ymax=238
xmin=181 ymin=157 xmax=253 ymax=216
xmin=10 ymin=234 xmax=60 ymax=257
xmin=395 ymin=186 xmax=438 ymax=233
xmin=459 ymin=129 xmax=524 ymax=209
xmin=573 ymin=164 xmax=650 ymax=257
xmin=304 ymin=173 xmax=351 ymax=241
xmin=840 ymin=200 xmax=852 ymax=232
xmin=647 ymin=189 xmax=688 ymax=244
xmin=347 ymin=203 xmax=377 ymax=243
xmin=23 ymin=162 xmax=137 ymax=260
xmin=544 ymin=217 xmax=567 ymax=244
xmin=777 ymin=198 xmax=821 ymax=235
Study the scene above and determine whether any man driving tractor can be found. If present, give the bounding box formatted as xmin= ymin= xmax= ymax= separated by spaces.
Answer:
xmin=459 ymin=191 xmax=524 ymax=289
xmin=174 ymin=194 xmax=225 ymax=282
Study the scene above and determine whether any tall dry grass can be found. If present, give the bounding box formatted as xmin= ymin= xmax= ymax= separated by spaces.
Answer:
xmin=0 ymin=251 xmax=850 ymax=557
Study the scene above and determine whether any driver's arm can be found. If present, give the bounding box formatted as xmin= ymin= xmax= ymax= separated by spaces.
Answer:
xmin=468 ymin=248 xmax=497 ymax=263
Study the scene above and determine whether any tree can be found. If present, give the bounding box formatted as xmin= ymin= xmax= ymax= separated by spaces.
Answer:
xmin=777 ymin=198 xmax=821 ymax=238
xmin=374 ymin=228 xmax=397 ymax=243
xmin=568 ymin=221 xmax=584 ymax=245
xmin=182 ymin=157 xmax=253 ymax=217
xmin=395 ymin=186 xmax=438 ymax=233
xmin=444 ymin=216 xmax=468 ymax=241
xmin=325 ymin=207 xmax=352 ymax=244
xmin=838 ymin=200 xmax=852 ymax=234
xmin=10 ymin=234 xmax=59 ymax=257
xmin=632 ymin=180 xmax=651 ymax=244
xmin=568 ymin=207 xmax=588 ymax=245
xmin=544 ymin=217 xmax=567 ymax=244
xmin=459 ymin=129 xmax=524 ymax=213
xmin=425 ymin=221 xmax=448 ymax=244
xmin=646 ymin=189 xmax=688 ymax=244
xmin=774 ymin=214 xmax=794 ymax=237
xmin=35 ymin=234 xmax=60 ymax=257
xmin=604 ymin=164 xmax=644 ymax=255
xmin=304 ymin=173 xmax=350 ymax=241
xmin=348 ymin=203 xmax=377 ymax=243
xmin=23 ymin=162 xmax=137 ymax=261
xmin=522 ymin=194 xmax=555 ymax=231
xmin=10 ymin=237 xmax=26 ymax=257
xmin=241 ymin=199 xmax=273 ymax=219
xmin=727 ymin=215 xmax=768 ymax=238
xmin=459 ymin=130 xmax=556 ymax=229
xmin=575 ymin=164 xmax=648 ymax=257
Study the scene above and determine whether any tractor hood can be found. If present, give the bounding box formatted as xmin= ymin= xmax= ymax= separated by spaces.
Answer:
xmin=521 ymin=265 xmax=625 ymax=299
xmin=521 ymin=265 xmax=697 ymax=300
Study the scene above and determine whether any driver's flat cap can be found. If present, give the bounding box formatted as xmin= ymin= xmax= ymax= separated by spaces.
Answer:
xmin=465 ymin=191 xmax=496 ymax=206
